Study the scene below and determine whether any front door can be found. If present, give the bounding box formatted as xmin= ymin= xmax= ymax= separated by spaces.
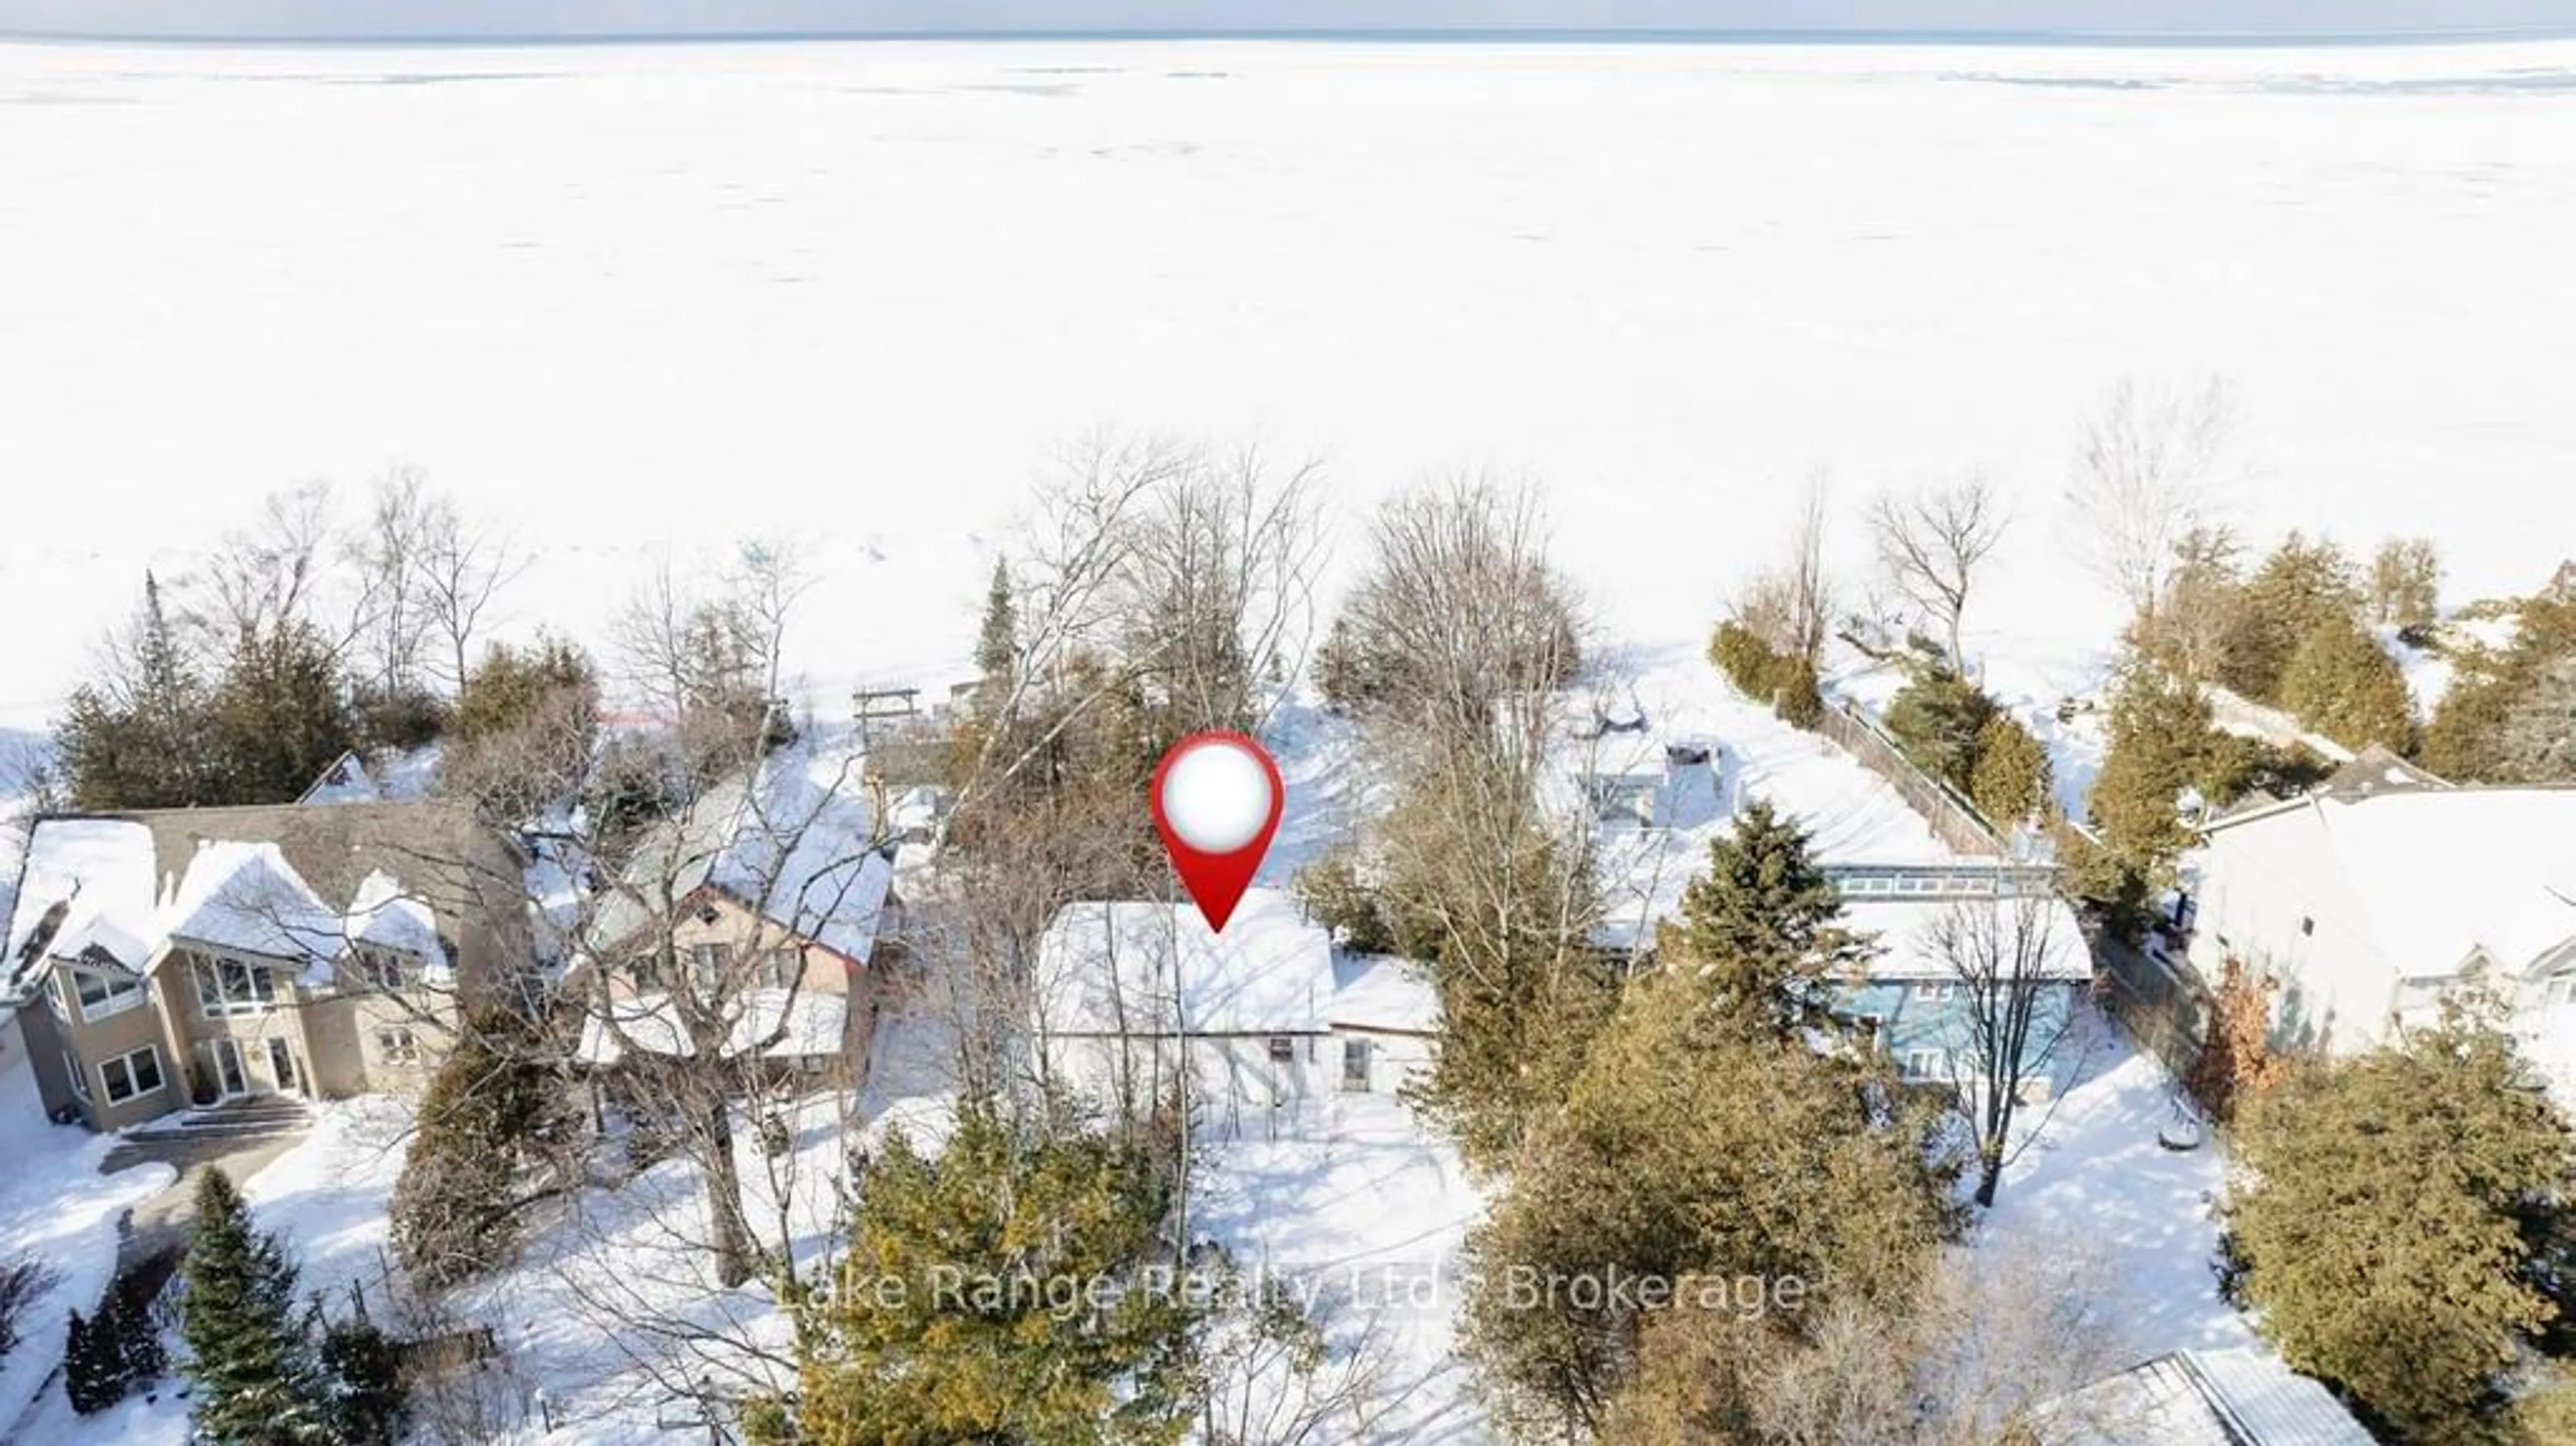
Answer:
xmin=209 ymin=1040 xmax=248 ymax=1099
xmin=264 ymin=1038 xmax=300 ymax=1097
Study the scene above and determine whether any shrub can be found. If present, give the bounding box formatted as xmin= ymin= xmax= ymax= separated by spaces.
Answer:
xmin=1772 ymin=655 xmax=1825 ymax=731
xmin=442 ymin=634 xmax=601 ymax=820
xmin=1292 ymin=844 xmax=1395 ymax=954
xmin=0 ymin=1255 xmax=56 ymax=1361
xmin=1708 ymin=621 xmax=1783 ymax=703
xmin=1968 ymin=713 xmax=2051 ymax=829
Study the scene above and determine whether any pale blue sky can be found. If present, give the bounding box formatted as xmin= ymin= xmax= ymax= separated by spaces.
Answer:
xmin=3 ymin=1 xmax=2570 ymax=41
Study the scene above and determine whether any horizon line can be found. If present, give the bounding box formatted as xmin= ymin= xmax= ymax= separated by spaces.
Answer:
xmin=5 ymin=24 xmax=2575 ymax=49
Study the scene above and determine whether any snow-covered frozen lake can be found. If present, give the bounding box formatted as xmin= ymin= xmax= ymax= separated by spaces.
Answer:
xmin=3 ymin=36 xmax=2572 ymax=728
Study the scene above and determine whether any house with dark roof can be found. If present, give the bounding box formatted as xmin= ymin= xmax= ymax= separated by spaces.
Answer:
xmin=4 ymin=801 xmax=531 ymax=1131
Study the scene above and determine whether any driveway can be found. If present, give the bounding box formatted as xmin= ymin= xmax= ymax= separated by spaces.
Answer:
xmin=101 ymin=1103 xmax=311 ymax=1270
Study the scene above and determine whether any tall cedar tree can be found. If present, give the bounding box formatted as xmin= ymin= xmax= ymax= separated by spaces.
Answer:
xmin=56 ymin=572 xmax=223 ymax=809
xmin=1461 ymin=965 xmax=1959 ymax=1441
xmin=180 ymin=1166 xmax=329 ymax=1445
xmin=2214 ymin=533 xmax=2359 ymax=704
xmin=2277 ymin=610 xmax=2416 ymax=753
xmin=2086 ymin=656 xmax=2212 ymax=888
xmin=973 ymin=557 xmax=1017 ymax=681
xmin=314 ymin=1311 xmax=408 ymax=1445
xmin=1968 ymin=712 xmax=2053 ymax=830
xmin=760 ymin=1104 xmax=1199 ymax=1445
xmin=390 ymin=1011 xmax=576 ymax=1290
xmin=208 ymin=618 xmax=359 ymax=805
xmin=2226 ymin=995 xmax=2575 ymax=1441
xmin=1673 ymin=800 xmax=1872 ymax=1038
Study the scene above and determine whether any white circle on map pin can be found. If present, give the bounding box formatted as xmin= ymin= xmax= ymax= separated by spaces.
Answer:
xmin=1160 ymin=738 xmax=1276 ymax=853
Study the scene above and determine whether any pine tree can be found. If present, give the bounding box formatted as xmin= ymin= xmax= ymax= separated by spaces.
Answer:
xmin=53 ymin=571 xmax=221 ymax=809
xmin=1674 ymin=800 xmax=1872 ymax=1036
xmin=773 ymin=1103 xmax=1201 ymax=1445
xmin=2226 ymin=995 xmax=2575 ymax=1440
xmin=180 ymin=1166 xmax=329 ymax=1445
xmin=2277 ymin=612 xmax=2416 ymax=753
xmin=2088 ymin=655 xmax=2212 ymax=887
xmin=973 ymin=558 xmax=1018 ymax=682
xmin=1462 ymin=966 xmax=1959 ymax=1438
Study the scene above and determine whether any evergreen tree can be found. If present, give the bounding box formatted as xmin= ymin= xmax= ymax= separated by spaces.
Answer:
xmin=441 ymin=634 xmax=602 ymax=820
xmin=1674 ymin=801 xmax=1872 ymax=1037
xmin=53 ymin=572 xmax=221 ymax=809
xmin=1968 ymin=712 xmax=2053 ymax=830
xmin=770 ymin=1103 xmax=1201 ymax=1445
xmin=2368 ymin=536 xmax=2443 ymax=629
xmin=1461 ymin=965 xmax=1960 ymax=1439
xmin=2087 ymin=655 xmax=2212 ymax=891
xmin=2277 ymin=611 xmax=2416 ymax=753
xmin=973 ymin=558 xmax=1018 ymax=682
xmin=2226 ymin=995 xmax=2575 ymax=1441
xmin=2215 ymin=533 xmax=2359 ymax=704
xmin=390 ymin=1011 xmax=575 ymax=1290
xmin=1882 ymin=661 xmax=1997 ymax=793
xmin=315 ymin=1311 xmax=408 ymax=1446
xmin=63 ymin=1308 xmax=118 ymax=1414
xmin=180 ymin=1166 xmax=329 ymax=1445
xmin=208 ymin=619 xmax=358 ymax=805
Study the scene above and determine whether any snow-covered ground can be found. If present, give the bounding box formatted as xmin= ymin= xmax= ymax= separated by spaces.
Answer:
xmin=0 ymin=1052 xmax=174 ymax=1442
xmin=5 ymin=36 xmax=2576 ymax=731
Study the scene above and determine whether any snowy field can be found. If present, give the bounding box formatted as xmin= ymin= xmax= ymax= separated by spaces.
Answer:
xmin=5 ymin=36 xmax=2576 ymax=730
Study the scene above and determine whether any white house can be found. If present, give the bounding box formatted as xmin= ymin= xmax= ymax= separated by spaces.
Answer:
xmin=1032 ymin=889 xmax=1338 ymax=1136
xmin=2041 ymin=1347 xmax=2373 ymax=1445
xmin=2184 ymin=779 xmax=2576 ymax=1062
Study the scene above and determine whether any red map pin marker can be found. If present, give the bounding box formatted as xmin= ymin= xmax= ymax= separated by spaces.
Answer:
xmin=1150 ymin=731 xmax=1285 ymax=934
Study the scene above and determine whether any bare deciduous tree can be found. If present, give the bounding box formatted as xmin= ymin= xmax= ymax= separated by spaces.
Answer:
xmin=349 ymin=465 xmax=437 ymax=697
xmin=2066 ymin=376 xmax=2237 ymax=620
xmin=1868 ymin=476 xmax=2009 ymax=670
xmin=187 ymin=481 xmax=350 ymax=654
xmin=1923 ymin=895 xmax=2085 ymax=1207
xmin=418 ymin=492 xmax=529 ymax=689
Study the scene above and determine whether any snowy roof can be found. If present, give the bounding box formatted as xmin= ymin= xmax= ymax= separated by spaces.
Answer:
xmin=2045 ymin=1348 xmax=2372 ymax=1446
xmin=590 ymin=747 xmax=894 ymax=967
xmin=2202 ymin=787 xmax=2576 ymax=977
xmin=1840 ymin=895 xmax=2093 ymax=982
xmin=1328 ymin=953 xmax=1442 ymax=1035
xmin=3 ymin=813 xmax=466 ymax=1001
xmin=158 ymin=840 xmax=346 ymax=962
xmin=341 ymin=869 xmax=454 ymax=983
xmin=1034 ymin=890 xmax=1334 ymax=1037
xmin=576 ymin=987 xmax=847 ymax=1065
xmin=3 ymin=818 xmax=157 ymax=997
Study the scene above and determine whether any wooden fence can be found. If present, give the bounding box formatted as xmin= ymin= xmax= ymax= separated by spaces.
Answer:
xmin=1814 ymin=700 xmax=2008 ymax=857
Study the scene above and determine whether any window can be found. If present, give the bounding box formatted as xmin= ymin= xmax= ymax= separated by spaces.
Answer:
xmin=100 ymin=1046 xmax=164 ymax=1105
xmin=354 ymin=946 xmax=410 ymax=992
xmin=2299 ymin=916 xmax=2316 ymax=938
xmin=761 ymin=948 xmax=802 ymax=990
xmin=2544 ymin=975 xmax=2576 ymax=1008
xmin=690 ymin=944 xmax=725 ymax=990
xmin=628 ymin=954 xmax=664 ymax=991
xmin=1341 ymin=1038 xmax=1372 ymax=1093
xmin=1910 ymin=981 xmax=1957 ymax=1005
xmin=74 ymin=968 xmax=147 ymax=1021
xmin=1267 ymin=1036 xmax=1296 ymax=1064
xmin=1902 ymin=1048 xmax=1949 ymax=1082
xmin=62 ymin=1050 xmax=91 ymax=1102
xmin=192 ymin=956 xmax=277 ymax=1017
xmin=45 ymin=971 xmax=68 ymax=1019
xmin=376 ymin=1027 xmax=420 ymax=1066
